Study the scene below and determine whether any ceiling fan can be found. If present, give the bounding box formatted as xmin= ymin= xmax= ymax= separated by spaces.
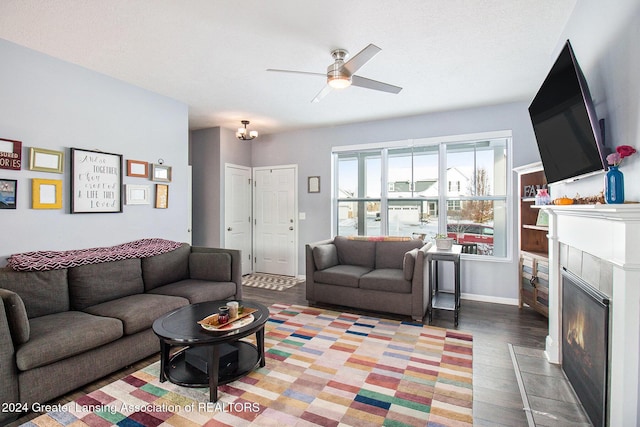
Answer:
xmin=267 ymin=44 xmax=402 ymax=103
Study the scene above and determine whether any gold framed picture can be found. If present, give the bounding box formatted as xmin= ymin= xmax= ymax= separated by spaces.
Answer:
xmin=32 ymin=178 xmax=63 ymax=209
xmin=155 ymin=184 xmax=168 ymax=209
xmin=29 ymin=147 xmax=64 ymax=173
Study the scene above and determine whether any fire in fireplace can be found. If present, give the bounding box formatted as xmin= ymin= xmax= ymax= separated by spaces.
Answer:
xmin=562 ymin=268 xmax=609 ymax=427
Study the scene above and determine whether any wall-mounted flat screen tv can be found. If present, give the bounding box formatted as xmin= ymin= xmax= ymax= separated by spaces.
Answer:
xmin=528 ymin=40 xmax=607 ymax=184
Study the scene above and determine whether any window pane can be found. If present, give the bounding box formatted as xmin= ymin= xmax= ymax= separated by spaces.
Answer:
xmin=364 ymin=155 xmax=381 ymax=198
xmin=337 ymin=200 xmax=382 ymax=236
xmin=337 ymin=155 xmax=357 ymax=198
xmin=388 ymin=199 xmax=438 ymax=238
xmin=446 ymin=200 xmax=506 ymax=257
xmin=388 ymin=148 xmax=412 ymax=195
xmin=446 ymin=139 xmax=507 ymax=197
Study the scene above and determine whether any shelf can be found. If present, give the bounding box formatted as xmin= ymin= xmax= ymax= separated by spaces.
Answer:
xmin=523 ymin=224 xmax=549 ymax=231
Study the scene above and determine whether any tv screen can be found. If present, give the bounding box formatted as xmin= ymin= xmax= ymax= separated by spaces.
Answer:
xmin=528 ymin=40 xmax=606 ymax=184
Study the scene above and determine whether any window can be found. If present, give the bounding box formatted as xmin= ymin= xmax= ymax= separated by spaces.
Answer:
xmin=334 ymin=133 xmax=510 ymax=258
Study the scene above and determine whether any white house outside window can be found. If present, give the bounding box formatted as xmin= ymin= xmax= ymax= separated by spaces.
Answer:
xmin=333 ymin=134 xmax=510 ymax=258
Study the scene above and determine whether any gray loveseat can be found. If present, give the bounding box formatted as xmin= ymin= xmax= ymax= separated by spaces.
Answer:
xmin=0 ymin=243 xmax=241 ymax=425
xmin=306 ymin=236 xmax=432 ymax=321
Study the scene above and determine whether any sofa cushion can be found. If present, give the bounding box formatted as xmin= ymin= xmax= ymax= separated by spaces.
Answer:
xmin=0 ymin=289 xmax=30 ymax=344
xmin=0 ymin=267 xmax=69 ymax=318
xmin=142 ymin=243 xmax=191 ymax=291
xmin=313 ymin=264 xmax=372 ymax=288
xmin=83 ymin=294 xmax=188 ymax=335
xmin=360 ymin=269 xmax=412 ymax=293
xmin=189 ymin=252 xmax=231 ymax=282
xmin=16 ymin=311 xmax=123 ymax=371
xmin=375 ymin=240 xmax=424 ymax=269
xmin=149 ymin=279 xmax=237 ymax=304
xmin=68 ymin=259 xmax=144 ymax=310
xmin=333 ymin=236 xmax=376 ymax=268
xmin=403 ymin=248 xmax=419 ymax=280
xmin=312 ymin=244 xmax=339 ymax=270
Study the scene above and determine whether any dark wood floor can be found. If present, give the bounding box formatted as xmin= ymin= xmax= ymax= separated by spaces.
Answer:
xmin=9 ymin=283 xmax=549 ymax=426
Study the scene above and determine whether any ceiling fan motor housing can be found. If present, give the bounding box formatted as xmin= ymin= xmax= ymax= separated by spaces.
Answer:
xmin=327 ymin=49 xmax=351 ymax=87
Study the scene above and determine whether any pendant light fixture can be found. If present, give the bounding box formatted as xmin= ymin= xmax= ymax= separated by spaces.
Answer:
xmin=236 ymin=120 xmax=258 ymax=141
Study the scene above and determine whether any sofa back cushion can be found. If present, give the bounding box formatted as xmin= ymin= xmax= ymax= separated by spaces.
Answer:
xmin=333 ymin=236 xmax=376 ymax=268
xmin=68 ymin=258 xmax=144 ymax=310
xmin=142 ymin=243 xmax=190 ymax=291
xmin=375 ymin=240 xmax=424 ymax=269
xmin=312 ymin=244 xmax=339 ymax=270
xmin=189 ymin=252 xmax=231 ymax=281
xmin=0 ymin=267 xmax=69 ymax=318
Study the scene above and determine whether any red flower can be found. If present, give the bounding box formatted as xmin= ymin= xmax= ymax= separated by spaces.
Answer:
xmin=616 ymin=145 xmax=637 ymax=158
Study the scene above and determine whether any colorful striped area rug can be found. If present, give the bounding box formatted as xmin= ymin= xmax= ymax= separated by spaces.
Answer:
xmin=242 ymin=273 xmax=304 ymax=291
xmin=25 ymin=304 xmax=473 ymax=426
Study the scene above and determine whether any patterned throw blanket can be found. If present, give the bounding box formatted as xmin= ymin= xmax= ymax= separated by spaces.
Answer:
xmin=7 ymin=238 xmax=183 ymax=272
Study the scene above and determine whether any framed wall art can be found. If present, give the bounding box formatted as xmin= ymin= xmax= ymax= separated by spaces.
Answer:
xmin=125 ymin=184 xmax=150 ymax=205
xmin=151 ymin=164 xmax=172 ymax=182
xmin=155 ymin=184 xmax=169 ymax=209
xmin=0 ymin=138 xmax=22 ymax=170
xmin=32 ymin=178 xmax=62 ymax=209
xmin=71 ymin=148 xmax=122 ymax=213
xmin=308 ymin=176 xmax=320 ymax=193
xmin=126 ymin=159 xmax=149 ymax=178
xmin=0 ymin=179 xmax=17 ymax=209
xmin=29 ymin=147 xmax=64 ymax=173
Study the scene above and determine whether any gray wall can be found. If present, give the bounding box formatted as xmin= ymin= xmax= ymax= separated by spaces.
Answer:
xmin=191 ymin=127 xmax=251 ymax=247
xmin=0 ymin=38 xmax=190 ymax=265
xmin=252 ymin=102 xmax=540 ymax=301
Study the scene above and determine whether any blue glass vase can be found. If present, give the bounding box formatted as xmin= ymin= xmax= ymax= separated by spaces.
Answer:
xmin=605 ymin=165 xmax=624 ymax=204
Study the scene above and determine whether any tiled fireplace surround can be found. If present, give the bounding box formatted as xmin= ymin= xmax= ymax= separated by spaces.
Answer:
xmin=542 ymin=204 xmax=640 ymax=426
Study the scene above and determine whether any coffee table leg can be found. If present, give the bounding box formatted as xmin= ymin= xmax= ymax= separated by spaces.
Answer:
xmin=257 ymin=327 xmax=266 ymax=368
xmin=208 ymin=345 xmax=220 ymax=402
xmin=159 ymin=341 xmax=169 ymax=382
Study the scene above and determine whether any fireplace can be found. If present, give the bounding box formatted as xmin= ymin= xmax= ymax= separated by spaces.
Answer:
xmin=562 ymin=268 xmax=609 ymax=427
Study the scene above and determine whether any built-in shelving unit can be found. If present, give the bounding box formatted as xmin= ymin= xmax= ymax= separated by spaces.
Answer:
xmin=514 ymin=162 xmax=549 ymax=318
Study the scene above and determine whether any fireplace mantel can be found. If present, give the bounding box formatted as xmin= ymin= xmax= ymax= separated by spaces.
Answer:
xmin=540 ymin=203 xmax=640 ymax=426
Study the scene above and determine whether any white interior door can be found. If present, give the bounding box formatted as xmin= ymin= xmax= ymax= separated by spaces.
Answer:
xmin=224 ymin=164 xmax=252 ymax=275
xmin=254 ymin=166 xmax=297 ymax=276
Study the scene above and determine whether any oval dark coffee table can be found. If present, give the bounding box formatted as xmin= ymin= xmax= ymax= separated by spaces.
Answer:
xmin=152 ymin=300 xmax=269 ymax=402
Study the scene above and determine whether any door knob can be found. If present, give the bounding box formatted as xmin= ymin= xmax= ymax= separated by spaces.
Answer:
xmin=227 ymin=227 xmax=232 ymax=231
xmin=289 ymin=226 xmax=294 ymax=231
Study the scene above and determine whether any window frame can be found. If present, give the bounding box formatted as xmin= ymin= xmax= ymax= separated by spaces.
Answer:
xmin=332 ymin=131 xmax=513 ymax=261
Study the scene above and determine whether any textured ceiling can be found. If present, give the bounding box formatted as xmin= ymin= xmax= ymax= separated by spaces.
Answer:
xmin=0 ymin=0 xmax=577 ymax=134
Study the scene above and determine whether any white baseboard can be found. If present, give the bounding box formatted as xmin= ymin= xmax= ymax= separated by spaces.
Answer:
xmin=461 ymin=292 xmax=519 ymax=306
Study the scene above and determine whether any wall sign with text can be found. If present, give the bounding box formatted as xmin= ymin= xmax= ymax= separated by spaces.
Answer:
xmin=71 ymin=148 xmax=123 ymax=213
xmin=0 ymin=138 xmax=22 ymax=170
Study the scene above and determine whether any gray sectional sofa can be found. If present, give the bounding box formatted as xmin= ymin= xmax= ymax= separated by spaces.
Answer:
xmin=0 ymin=243 xmax=241 ymax=425
xmin=306 ymin=236 xmax=432 ymax=321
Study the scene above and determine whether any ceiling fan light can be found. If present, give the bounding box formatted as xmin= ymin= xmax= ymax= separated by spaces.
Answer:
xmin=328 ymin=75 xmax=352 ymax=89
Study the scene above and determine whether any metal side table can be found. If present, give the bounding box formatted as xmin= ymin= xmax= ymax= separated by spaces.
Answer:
xmin=426 ymin=244 xmax=462 ymax=326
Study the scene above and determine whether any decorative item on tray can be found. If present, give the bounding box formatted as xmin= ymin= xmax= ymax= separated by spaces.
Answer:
xmin=198 ymin=306 xmax=257 ymax=331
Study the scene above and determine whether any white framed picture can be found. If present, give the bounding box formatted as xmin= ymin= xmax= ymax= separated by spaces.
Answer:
xmin=125 ymin=184 xmax=151 ymax=205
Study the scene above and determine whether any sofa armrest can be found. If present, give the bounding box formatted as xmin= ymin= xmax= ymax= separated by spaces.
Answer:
xmin=305 ymin=238 xmax=335 ymax=302
xmin=190 ymin=247 xmax=242 ymax=300
xmin=409 ymin=242 xmax=433 ymax=320
xmin=0 ymin=291 xmax=20 ymax=422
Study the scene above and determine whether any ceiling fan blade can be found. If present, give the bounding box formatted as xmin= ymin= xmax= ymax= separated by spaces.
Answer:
xmin=311 ymin=85 xmax=333 ymax=103
xmin=341 ymin=44 xmax=382 ymax=75
xmin=266 ymin=69 xmax=325 ymax=77
xmin=351 ymin=75 xmax=402 ymax=94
